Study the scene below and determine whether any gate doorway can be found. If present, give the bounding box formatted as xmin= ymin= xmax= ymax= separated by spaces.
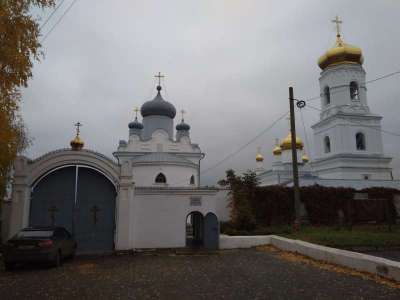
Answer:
xmin=185 ymin=211 xmax=219 ymax=250
xmin=30 ymin=165 xmax=116 ymax=254
xmin=186 ymin=212 xmax=203 ymax=248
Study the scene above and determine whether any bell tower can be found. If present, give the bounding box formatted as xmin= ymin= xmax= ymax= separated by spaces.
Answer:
xmin=311 ymin=17 xmax=392 ymax=180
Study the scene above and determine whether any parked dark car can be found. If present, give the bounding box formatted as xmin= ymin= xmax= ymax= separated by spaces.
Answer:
xmin=2 ymin=227 xmax=77 ymax=270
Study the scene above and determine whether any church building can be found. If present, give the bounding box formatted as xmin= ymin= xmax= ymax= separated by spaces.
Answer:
xmin=256 ymin=18 xmax=399 ymax=190
xmin=1 ymin=77 xmax=229 ymax=254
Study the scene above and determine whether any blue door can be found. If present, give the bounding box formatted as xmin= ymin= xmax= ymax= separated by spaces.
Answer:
xmin=30 ymin=166 xmax=116 ymax=254
xmin=74 ymin=167 xmax=116 ymax=254
xmin=30 ymin=167 xmax=75 ymax=232
xmin=204 ymin=213 xmax=219 ymax=250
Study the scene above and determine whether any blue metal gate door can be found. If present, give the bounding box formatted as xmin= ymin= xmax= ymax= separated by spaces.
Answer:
xmin=204 ymin=213 xmax=219 ymax=250
xmin=74 ymin=167 xmax=116 ymax=254
xmin=30 ymin=167 xmax=75 ymax=232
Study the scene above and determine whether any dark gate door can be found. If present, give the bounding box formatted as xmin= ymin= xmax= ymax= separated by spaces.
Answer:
xmin=30 ymin=167 xmax=75 ymax=232
xmin=74 ymin=167 xmax=116 ymax=254
xmin=30 ymin=166 xmax=116 ymax=254
xmin=204 ymin=213 xmax=219 ymax=250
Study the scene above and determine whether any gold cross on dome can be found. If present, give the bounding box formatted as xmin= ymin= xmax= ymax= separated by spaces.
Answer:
xmin=74 ymin=122 xmax=82 ymax=136
xmin=332 ymin=16 xmax=342 ymax=37
xmin=155 ymin=72 xmax=165 ymax=86
xmin=133 ymin=107 xmax=139 ymax=118
xmin=181 ymin=109 xmax=186 ymax=120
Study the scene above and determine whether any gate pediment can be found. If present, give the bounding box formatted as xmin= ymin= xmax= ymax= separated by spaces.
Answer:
xmin=27 ymin=149 xmax=120 ymax=188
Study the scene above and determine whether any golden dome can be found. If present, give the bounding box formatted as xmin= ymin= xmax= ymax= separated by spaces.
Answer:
xmin=280 ymin=133 xmax=304 ymax=151
xmin=70 ymin=135 xmax=84 ymax=150
xmin=318 ymin=35 xmax=363 ymax=70
xmin=302 ymin=154 xmax=309 ymax=163
xmin=256 ymin=147 xmax=264 ymax=162
xmin=272 ymin=145 xmax=282 ymax=156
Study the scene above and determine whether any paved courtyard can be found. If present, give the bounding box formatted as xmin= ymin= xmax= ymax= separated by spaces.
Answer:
xmin=0 ymin=248 xmax=399 ymax=300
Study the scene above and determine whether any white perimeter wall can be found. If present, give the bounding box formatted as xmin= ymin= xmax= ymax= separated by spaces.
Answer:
xmin=131 ymin=189 xmax=229 ymax=249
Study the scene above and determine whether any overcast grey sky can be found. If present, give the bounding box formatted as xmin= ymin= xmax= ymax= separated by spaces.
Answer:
xmin=22 ymin=0 xmax=400 ymax=185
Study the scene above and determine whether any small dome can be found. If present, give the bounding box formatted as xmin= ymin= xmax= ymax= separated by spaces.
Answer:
xmin=128 ymin=117 xmax=143 ymax=130
xmin=256 ymin=153 xmax=264 ymax=162
xmin=318 ymin=35 xmax=363 ymax=70
xmin=141 ymin=86 xmax=176 ymax=119
xmin=273 ymin=145 xmax=282 ymax=156
xmin=176 ymin=120 xmax=190 ymax=131
xmin=280 ymin=133 xmax=304 ymax=150
xmin=70 ymin=135 xmax=84 ymax=151
xmin=302 ymin=154 xmax=309 ymax=163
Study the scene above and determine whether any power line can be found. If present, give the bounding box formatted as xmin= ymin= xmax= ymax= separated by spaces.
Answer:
xmin=305 ymin=69 xmax=400 ymax=102
xmin=304 ymin=104 xmax=400 ymax=137
xmin=40 ymin=0 xmax=79 ymax=43
xmin=39 ymin=0 xmax=67 ymax=30
xmin=169 ymin=110 xmax=289 ymax=185
xmin=200 ymin=111 xmax=289 ymax=175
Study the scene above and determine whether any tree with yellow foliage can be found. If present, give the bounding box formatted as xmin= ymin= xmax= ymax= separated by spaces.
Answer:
xmin=0 ymin=0 xmax=54 ymax=200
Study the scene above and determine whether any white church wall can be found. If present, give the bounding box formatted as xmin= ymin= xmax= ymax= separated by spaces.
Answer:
xmin=131 ymin=188 xmax=225 ymax=249
xmin=132 ymin=164 xmax=198 ymax=187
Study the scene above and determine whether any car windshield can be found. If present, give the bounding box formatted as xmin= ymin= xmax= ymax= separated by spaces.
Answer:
xmin=16 ymin=230 xmax=54 ymax=238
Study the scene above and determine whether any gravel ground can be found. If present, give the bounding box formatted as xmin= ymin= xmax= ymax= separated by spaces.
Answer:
xmin=0 ymin=248 xmax=399 ymax=300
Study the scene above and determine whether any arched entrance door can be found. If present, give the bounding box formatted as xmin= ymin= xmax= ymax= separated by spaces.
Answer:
xmin=204 ymin=213 xmax=219 ymax=250
xmin=186 ymin=212 xmax=219 ymax=250
xmin=30 ymin=165 xmax=116 ymax=254
xmin=186 ymin=212 xmax=203 ymax=248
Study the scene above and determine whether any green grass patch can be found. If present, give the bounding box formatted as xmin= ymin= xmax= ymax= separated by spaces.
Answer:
xmin=279 ymin=225 xmax=400 ymax=249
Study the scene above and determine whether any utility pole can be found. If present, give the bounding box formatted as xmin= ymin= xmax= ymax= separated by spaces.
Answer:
xmin=289 ymin=87 xmax=301 ymax=230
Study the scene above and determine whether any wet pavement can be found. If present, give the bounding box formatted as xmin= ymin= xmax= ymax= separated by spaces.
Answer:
xmin=0 ymin=248 xmax=399 ymax=300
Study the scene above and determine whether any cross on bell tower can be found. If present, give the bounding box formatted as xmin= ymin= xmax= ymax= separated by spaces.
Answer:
xmin=332 ymin=15 xmax=342 ymax=38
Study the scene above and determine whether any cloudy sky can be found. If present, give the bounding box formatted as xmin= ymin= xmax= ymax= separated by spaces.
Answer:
xmin=22 ymin=0 xmax=400 ymax=185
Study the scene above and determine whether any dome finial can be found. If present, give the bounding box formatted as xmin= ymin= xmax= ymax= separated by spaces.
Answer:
xmin=180 ymin=109 xmax=186 ymax=122
xmin=70 ymin=121 xmax=84 ymax=150
xmin=332 ymin=15 xmax=342 ymax=39
xmin=155 ymin=72 xmax=165 ymax=93
xmin=133 ymin=106 xmax=139 ymax=120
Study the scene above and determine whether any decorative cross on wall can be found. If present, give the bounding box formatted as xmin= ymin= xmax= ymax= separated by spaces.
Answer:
xmin=48 ymin=206 xmax=58 ymax=225
xmin=90 ymin=205 xmax=101 ymax=225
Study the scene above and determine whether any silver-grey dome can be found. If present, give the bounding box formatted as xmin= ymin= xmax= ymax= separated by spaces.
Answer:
xmin=128 ymin=117 xmax=143 ymax=130
xmin=141 ymin=86 xmax=176 ymax=119
xmin=176 ymin=120 xmax=190 ymax=131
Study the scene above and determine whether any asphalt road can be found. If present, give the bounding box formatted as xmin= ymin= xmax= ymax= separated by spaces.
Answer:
xmin=0 ymin=249 xmax=399 ymax=300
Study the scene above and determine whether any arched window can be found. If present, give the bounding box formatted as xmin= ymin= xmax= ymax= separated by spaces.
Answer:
xmin=350 ymin=81 xmax=359 ymax=100
xmin=190 ymin=175 xmax=195 ymax=185
xmin=324 ymin=86 xmax=331 ymax=105
xmin=356 ymin=132 xmax=366 ymax=150
xmin=155 ymin=173 xmax=167 ymax=184
xmin=324 ymin=136 xmax=331 ymax=153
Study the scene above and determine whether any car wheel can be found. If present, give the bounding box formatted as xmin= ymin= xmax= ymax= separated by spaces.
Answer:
xmin=4 ymin=262 xmax=15 ymax=271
